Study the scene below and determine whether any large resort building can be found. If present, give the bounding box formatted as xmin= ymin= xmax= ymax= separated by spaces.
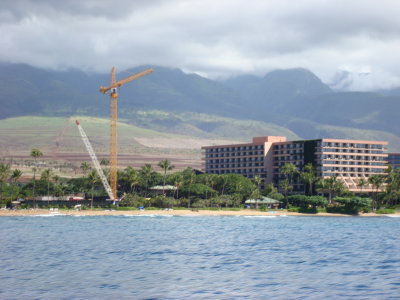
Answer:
xmin=202 ymin=136 xmax=389 ymax=193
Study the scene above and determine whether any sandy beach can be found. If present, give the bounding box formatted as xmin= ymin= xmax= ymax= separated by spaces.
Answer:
xmin=1 ymin=208 xmax=398 ymax=217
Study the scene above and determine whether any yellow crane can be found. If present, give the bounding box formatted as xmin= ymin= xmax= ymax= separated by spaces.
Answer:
xmin=99 ymin=67 xmax=153 ymax=199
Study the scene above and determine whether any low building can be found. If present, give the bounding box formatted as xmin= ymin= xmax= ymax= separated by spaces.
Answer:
xmin=202 ymin=136 xmax=388 ymax=193
xmin=388 ymin=153 xmax=400 ymax=169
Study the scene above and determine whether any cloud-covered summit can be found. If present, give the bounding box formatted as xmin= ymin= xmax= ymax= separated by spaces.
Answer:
xmin=1 ymin=0 xmax=399 ymax=91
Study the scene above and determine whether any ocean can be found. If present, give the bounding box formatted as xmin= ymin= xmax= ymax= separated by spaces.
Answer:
xmin=1 ymin=215 xmax=399 ymax=299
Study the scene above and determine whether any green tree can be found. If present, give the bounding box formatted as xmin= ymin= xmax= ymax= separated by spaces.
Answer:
xmin=41 ymin=168 xmax=54 ymax=207
xmin=280 ymin=178 xmax=292 ymax=208
xmin=333 ymin=196 xmax=372 ymax=214
xmin=300 ymin=163 xmax=317 ymax=195
xmin=100 ymin=158 xmax=110 ymax=166
xmin=180 ymin=183 xmax=215 ymax=200
xmin=253 ymin=175 xmax=263 ymax=191
xmin=87 ymin=170 xmax=99 ymax=209
xmin=383 ymin=167 xmax=400 ymax=206
xmin=171 ymin=173 xmax=184 ymax=199
xmin=0 ymin=163 xmax=11 ymax=205
xmin=368 ymin=174 xmax=385 ymax=210
xmin=317 ymin=175 xmax=346 ymax=204
xmin=10 ymin=169 xmax=23 ymax=201
xmin=182 ymin=168 xmax=196 ymax=208
xmin=279 ymin=163 xmax=298 ymax=208
xmin=125 ymin=167 xmax=140 ymax=193
xmin=158 ymin=159 xmax=175 ymax=195
xmin=80 ymin=162 xmax=91 ymax=177
xmin=357 ymin=178 xmax=368 ymax=194
xmin=264 ymin=183 xmax=284 ymax=201
xmin=139 ymin=164 xmax=155 ymax=197
xmin=30 ymin=148 xmax=43 ymax=206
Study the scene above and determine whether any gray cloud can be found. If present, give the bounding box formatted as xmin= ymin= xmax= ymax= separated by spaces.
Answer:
xmin=0 ymin=0 xmax=399 ymax=90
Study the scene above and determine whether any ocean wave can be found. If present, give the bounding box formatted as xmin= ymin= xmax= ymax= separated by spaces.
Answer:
xmin=122 ymin=214 xmax=174 ymax=218
xmin=243 ymin=215 xmax=277 ymax=218
xmin=31 ymin=214 xmax=67 ymax=217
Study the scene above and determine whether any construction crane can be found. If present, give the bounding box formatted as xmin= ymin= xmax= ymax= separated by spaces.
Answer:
xmin=75 ymin=120 xmax=115 ymax=201
xmin=99 ymin=67 xmax=153 ymax=200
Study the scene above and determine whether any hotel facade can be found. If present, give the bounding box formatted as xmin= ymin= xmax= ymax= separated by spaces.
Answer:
xmin=388 ymin=153 xmax=400 ymax=170
xmin=202 ymin=136 xmax=388 ymax=193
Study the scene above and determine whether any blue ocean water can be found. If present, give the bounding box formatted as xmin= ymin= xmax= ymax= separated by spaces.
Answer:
xmin=1 ymin=215 xmax=399 ymax=299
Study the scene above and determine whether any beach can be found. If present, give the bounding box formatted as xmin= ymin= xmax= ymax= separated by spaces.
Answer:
xmin=0 ymin=208 xmax=397 ymax=217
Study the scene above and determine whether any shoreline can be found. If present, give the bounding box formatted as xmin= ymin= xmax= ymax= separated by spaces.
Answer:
xmin=0 ymin=208 xmax=398 ymax=218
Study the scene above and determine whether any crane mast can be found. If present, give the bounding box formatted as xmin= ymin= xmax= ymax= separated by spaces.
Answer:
xmin=75 ymin=120 xmax=115 ymax=201
xmin=99 ymin=67 xmax=153 ymax=199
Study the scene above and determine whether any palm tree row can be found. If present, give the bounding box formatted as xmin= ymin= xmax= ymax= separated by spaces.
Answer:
xmin=2 ymin=148 xmax=400 ymax=211
xmin=277 ymin=162 xmax=400 ymax=210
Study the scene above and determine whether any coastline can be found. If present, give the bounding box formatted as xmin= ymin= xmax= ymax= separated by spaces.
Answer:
xmin=0 ymin=208 xmax=398 ymax=217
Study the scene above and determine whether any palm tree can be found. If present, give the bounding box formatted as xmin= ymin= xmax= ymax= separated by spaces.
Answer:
xmin=219 ymin=174 xmax=229 ymax=196
xmin=0 ymin=163 xmax=11 ymax=204
xmin=368 ymin=174 xmax=385 ymax=210
xmin=384 ymin=167 xmax=400 ymax=206
xmin=317 ymin=175 xmax=346 ymax=204
xmin=357 ymin=178 xmax=368 ymax=194
xmin=10 ymin=169 xmax=22 ymax=201
xmin=280 ymin=178 xmax=292 ymax=209
xmin=204 ymin=174 xmax=217 ymax=206
xmin=41 ymin=168 xmax=54 ymax=207
xmin=183 ymin=168 xmax=196 ymax=208
xmin=300 ymin=163 xmax=316 ymax=195
xmin=172 ymin=173 xmax=184 ymax=199
xmin=125 ymin=167 xmax=140 ymax=193
xmin=253 ymin=175 xmax=263 ymax=192
xmin=80 ymin=162 xmax=91 ymax=177
xmin=281 ymin=162 xmax=298 ymax=193
xmin=100 ymin=158 xmax=110 ymax=166
xmin=87 ymin=170 xmax=99 ymax=209
xmin=30 ymin=148 xmax=43 ymax=206
xmin=140 ymin=164 xmax=154 ymax=197
xmin=158 ymin=159 xmax=175 ymax=195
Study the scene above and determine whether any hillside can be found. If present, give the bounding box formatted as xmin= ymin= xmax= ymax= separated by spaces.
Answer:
xmin=1 ymin=63 xmax=400 ymax=151
xmin=0 ymin=115 xmax=300 ymax=170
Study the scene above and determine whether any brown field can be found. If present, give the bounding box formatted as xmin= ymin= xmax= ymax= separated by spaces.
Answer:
xmin=0 ymin=116 xmax=238 ymax=178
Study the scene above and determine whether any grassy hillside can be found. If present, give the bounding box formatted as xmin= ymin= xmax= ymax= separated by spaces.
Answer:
xmin=0 ymin=116 xmax=243 ymax=171
xmin=123 ymin=110 xmax=300 ymax=140
xmin=0 ymin=115 xmax=243 ymax=153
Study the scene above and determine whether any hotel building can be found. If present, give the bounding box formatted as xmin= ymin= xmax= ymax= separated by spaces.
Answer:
xmin=202 ymin=136 xmax=388 ymax=193
xmin=388 ymin=153 xmax=400 ymax=169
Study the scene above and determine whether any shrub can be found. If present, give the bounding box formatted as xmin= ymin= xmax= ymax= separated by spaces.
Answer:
xmin=332 ymin=196 xmax=372 ymax=215
xmin=288 ymin=207 xmax=300 ymax=213
xmin=116 ymin=206 xmax=136 ymax=211
xmin=298 ymin=207 xmax=318 ymax=214
xmin=119 ymin=194 xmax=146 ymax=208
xmin=287 ymin=195 xmax=327 ymax=208
xmin=375 ymin=208 xmax=396 ymax=214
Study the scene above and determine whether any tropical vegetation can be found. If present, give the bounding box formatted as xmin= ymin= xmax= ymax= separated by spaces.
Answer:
xmin=1 ymin=153 xmax=400 ymax=215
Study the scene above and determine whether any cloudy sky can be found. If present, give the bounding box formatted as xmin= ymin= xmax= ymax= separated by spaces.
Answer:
xmin=1 ymin=0 xmax=399 ymax=91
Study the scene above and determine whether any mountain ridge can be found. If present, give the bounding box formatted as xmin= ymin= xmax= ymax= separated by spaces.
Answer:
xmin=1 ymin=62 xmax=400 ymax=151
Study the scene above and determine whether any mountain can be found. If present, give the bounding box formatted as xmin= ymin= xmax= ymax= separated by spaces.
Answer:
xmin=222 ymin=68 xmax=332 ymax=121
xmin=0 ymin=62 xmax=246 ymax=120
xmin=221 ymin=69 xmax=400 ymax=141
xmin=1 ymin=62 xmax=400 ymax=151
xmin=285 ymin=91 xmax=400 ymax=136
